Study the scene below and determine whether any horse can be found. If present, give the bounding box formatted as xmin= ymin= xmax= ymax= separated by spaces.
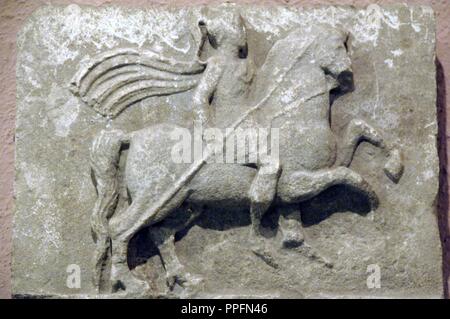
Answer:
xmin=72 ymin=10 xmax=403 ymax=293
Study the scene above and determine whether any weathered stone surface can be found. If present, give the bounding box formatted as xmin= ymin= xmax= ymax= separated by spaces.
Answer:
xmin=13 ymin=4 xmax=442 ymax=298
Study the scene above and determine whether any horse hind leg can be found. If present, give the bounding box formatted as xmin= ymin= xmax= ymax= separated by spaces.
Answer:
xmin=89 ymin=129 xmax=129 ymax=292
xmin=149 ymin=228 xmax=202 ymax=292
xmin=110 ymin=235 xmax=150 ymax=294
xmin=106 ymin=194 xmax=152 ymax=293
xmin=148 ymin=206 xmax=203 ymax=291
xmin=336 ymin=119 xmax=403 ymax=183
xmin=150 ymin=229 xmax=181 ymax=290
xmin=108 ymin=187 xmax=193 ymax=293
xmin=89 ymin=129 xmax=150 ymax=294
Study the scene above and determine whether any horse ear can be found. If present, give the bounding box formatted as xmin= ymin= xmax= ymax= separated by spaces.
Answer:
xmin=343 ymin=31 xmax=353 ymax=54
xmin=195 ymin=16 xmax=220 ymax=55
xmin=343 ymin=32 xmax=349 ymax=52
xmin=334 ymin=28 xmax=351 ymax=51
xmin=196 ymin=19 xmax=209 ymax=57
xmin=207 ymin=32 xmax=219 ymax=49
xmin=238 ymin=13 xmax=247 ymax=33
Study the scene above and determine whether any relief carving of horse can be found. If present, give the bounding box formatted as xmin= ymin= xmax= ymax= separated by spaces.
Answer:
xmin=71 ymin=8 xmax=403 ymax=294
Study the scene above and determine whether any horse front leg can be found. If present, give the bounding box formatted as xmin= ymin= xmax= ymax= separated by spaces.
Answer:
xmin=278 ymin=166 xmax=379 ymax=210
xmin=276 ymin=167 xmax=378 ymax=268
xmin=336 ymin=119 xmax=403 ymax=183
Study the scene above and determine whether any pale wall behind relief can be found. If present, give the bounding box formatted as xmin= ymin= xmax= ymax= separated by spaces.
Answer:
xmin=0 ymin=0 xmax=449 ymax=298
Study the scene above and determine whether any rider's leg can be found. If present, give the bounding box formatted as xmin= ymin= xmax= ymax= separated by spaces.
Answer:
xmin=248 ymin=160 xmax=281 ymax=236
xmin=336 ymin=119 xmax=403 ymax=182
xmin=277 ymin=166 xmax=379 ymax=209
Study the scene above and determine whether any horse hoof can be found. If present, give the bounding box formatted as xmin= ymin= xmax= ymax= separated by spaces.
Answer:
xmin=111 ymin=277 xmax=150 ymax=294
xmin=167 ymin=272 xmax=203 ymax=290
xmin=384 ymin=149 xmax=403 ymax=183
xmin=110 ymin=266 xmax=150 ymax=294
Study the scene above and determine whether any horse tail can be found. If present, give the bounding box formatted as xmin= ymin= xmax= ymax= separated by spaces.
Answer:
xmin=70 ymin=48 xmax=204 ymax=118
xmin=89 ymin=129 xmax=128 ymax=291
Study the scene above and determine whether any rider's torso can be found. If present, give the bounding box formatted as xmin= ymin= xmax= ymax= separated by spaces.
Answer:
xmin=212 ymin=58 xmax=252 ymax=127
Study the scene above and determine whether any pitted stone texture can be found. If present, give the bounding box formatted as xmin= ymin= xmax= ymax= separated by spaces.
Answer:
xmin=13 ymin=4 xmax=442 ymax=298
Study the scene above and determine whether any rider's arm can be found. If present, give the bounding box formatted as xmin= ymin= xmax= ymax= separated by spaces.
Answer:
xmin=192 ymin=56 xmax=223 ymax=126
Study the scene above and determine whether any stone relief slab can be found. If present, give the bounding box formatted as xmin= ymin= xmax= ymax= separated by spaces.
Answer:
xmin=13 ymin=4 xmax=442 ymax=298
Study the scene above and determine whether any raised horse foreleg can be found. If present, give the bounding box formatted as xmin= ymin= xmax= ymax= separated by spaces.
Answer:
xmin=336 ymin=119 xmax=403 ymax=183
xmin=276 ymin=166 xmax=379 ymax=253
xmin=278 ymin=166 xmax=379 ymax=209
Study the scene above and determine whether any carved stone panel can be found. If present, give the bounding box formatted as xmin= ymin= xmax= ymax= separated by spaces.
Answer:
xmin=13 ymin=4 xmax=442 ymax=298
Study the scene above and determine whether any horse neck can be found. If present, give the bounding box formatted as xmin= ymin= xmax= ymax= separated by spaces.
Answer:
xmin=286 ymin=94 xmax=330 ymax=127
xmin=281 ymin=63 xmax=331 ymax=121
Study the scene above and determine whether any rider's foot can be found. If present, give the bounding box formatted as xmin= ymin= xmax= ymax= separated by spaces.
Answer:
xmin=282 ymin=227 xmax=305 ymax=248
xmin=279 ymin=216 xmax=305 ymax=249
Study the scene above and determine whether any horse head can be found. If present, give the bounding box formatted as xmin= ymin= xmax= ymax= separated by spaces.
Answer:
xmin=308 ymin=26 xmax=354 ymax=96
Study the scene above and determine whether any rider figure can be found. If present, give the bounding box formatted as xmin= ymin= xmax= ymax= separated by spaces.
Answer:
xmin=191 ymin=9 xmax=281 ymax=236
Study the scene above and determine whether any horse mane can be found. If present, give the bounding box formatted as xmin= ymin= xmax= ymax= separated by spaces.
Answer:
xmin=248 ymin=25 xmax=348 ymax=120
xmin=70 ymin=48 xmax=206 ymax=118
xmin=254 ymin=26 xmax=346 ymax=88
